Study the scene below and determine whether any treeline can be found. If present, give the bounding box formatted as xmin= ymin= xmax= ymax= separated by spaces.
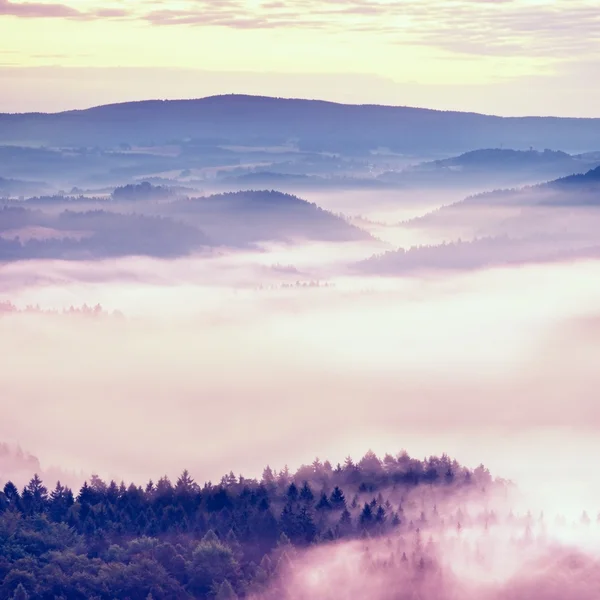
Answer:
xmin=0 ymin=208 xmax=210 ymax=261
xmin=0 ymin=452 xmax=493 ymax=599
xmin=0 ymin=302 xmax=122 ymax=318
xmin=354 ymin=234 xmax=592 ymax=274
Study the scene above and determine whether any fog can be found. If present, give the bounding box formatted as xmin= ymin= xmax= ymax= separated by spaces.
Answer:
xmin=2 ymin=166 xmax=600 ymax=599
xmin=2 ymin=245 xmax=600 ymax=513
xmin=253 ymin=518 xmax=600 ymax=600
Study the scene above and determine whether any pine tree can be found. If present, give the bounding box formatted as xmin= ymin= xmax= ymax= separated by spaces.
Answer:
xmin=202 ymin=529 xmax=220 ymax=544
xmin=260 ymin=554 xmax=273 ymax=574
xmin=339 ymin=507 xmax=352 ymax=527
xmin=299 ymin=481 xmax=314 ymax=503
xmin=216 ymin=579 xmax=238 ymax=600
xmin=225 ymin=529 xmax=243 ymax=560
xmin=261 ymin=466 xmax=275 ymax=486
xmin=286 ymin=483 xmax=298 ymax=502
xmin=316 ymin=492 xmax=331 ymax=511
xmin=297 ymin=506 xmax=316 ymax=544
xmin=360 ymin=503 xmax=373 ymax=527
xmin=22 ymin=474 xmax=47 ymax=514
xmin=13 ymin=584 xmax=28 ymax=600
xmin=3 ymin=481 xmax=20 ymax=507
xmin=329 ymin=486 xmax=346 ymax=510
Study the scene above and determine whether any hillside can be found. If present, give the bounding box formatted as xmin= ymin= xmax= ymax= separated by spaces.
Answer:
xmin=377 ymin=148 xmax=600 ymax=189
xmin=0 ymin=187 xmax=371 ymax=260
xmin=2 ymin=95 xmax=600 ymax=154
xmin=163 ymin=190 xmax=372 ymax=246
xmin=0 ymin=450 xmax=503 ymax=599
xmin=423 ymin=148 xmax=578 ymax=170
xmin=548 ymin=164 xmax=600 ymax=193
xmin=368 ymin=166 xmax=600 ymax=274
xmin=408 ymin=165 xmax=600 ymax=227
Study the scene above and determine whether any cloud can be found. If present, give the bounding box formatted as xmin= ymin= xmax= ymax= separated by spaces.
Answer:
xmin=0 ymin=0 xmax=127 ymax=20
xmin=0 ymin=0 xmax=80 ymax=18
xmin=253 ymin=527 xmax=600 ymax=600
xmin=2 ymin=1 xmax=599 ymax=60
xmin=1 ymin=248 xmax=600 ymax=493
xmin=136 ymin=0 xmax=600 ymax=60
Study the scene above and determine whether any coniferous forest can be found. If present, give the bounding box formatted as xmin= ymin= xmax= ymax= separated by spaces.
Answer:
xmin=0 ymin=451 xmax=504 ymax=599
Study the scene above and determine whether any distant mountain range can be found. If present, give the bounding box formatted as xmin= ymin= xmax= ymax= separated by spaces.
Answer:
xmin=2 ymin=94 xmax=600 ymax=154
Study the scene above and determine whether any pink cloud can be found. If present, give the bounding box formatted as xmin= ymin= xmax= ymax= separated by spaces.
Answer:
xmin=0 ymin=0 xmax=81 ymax=18
xmin=0 ymin=0 xmax=128 ymax=20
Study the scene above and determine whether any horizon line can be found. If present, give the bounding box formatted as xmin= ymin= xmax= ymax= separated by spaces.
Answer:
xmin=2 ymin=92 xmax=598 ymax=121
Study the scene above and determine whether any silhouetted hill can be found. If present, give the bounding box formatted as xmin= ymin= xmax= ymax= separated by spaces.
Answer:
xmin=549 ymin=165 xmax=600 ymax=190
xmin=378 ymin=148 xmax=600 ymax=189
xmin=425 ymin=148 xmax=575 ymax=170
xmin=0 ymin=187 xmax=371 ymax=260
xmin=164 ymin=190 xmax=372 ymax=245
xmin=375 ymin=166 xmax=600 ymax=274
xmin=0 ymin=205 xmax=212 ymax=261
xmin=2 ymin=95 xmax=600 ymax=153
xmin=354 ymin=235 xmax=599 ymax=275
xmin=409 ymin=165 xmax=600 ymax=226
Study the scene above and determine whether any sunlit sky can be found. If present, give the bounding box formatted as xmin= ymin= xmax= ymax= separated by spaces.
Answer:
xmin=1 ymin=0 xmax=599 ymax=115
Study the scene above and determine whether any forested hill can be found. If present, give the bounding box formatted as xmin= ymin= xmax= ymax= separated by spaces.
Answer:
xmin=0 ymin=451 xmax=498 ymax=599
xmin=2 ymin=95 xmax=600 ymax=153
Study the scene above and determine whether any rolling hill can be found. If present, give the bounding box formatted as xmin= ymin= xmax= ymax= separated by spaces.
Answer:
xmin=2 ymin=95 xmax=600 ymax=154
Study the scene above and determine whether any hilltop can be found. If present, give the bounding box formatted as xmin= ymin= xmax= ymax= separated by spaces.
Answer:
xmin=2 ymin=95 xmax=600 ymax=154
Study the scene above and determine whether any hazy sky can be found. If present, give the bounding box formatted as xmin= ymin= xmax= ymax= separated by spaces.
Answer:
xmin=1 ymin=0 xmax=599 ymax=115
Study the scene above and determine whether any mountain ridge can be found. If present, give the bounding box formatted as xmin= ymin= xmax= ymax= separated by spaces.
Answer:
xmin=2 ymin=95 xmax=600 ymax=154
xmin=2 ymin=94 xmax=598 ymax=121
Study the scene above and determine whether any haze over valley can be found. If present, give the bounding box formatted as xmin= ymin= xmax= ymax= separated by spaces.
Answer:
xmin=2 ymin=1 xmax=600 ymax=595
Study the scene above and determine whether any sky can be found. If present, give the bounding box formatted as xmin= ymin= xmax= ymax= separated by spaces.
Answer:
xmin=0 ymin=0 xmax=599 ymax=115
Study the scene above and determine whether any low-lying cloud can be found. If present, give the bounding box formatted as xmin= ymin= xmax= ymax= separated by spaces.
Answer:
xmin=2 ymin=249 xmax=600 ymax=513
xmin=253 ymin=519 xmax=600 ymax=599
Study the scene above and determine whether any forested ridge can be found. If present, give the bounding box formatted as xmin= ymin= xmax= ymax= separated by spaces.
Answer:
xmin=0 ymin=451 xmax=497 ymax=599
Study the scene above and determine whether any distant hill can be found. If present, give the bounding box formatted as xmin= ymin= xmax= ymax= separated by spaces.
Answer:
xmin=164 ymin=189 xmax=372 ymax=246
xmin=216 ymin=171 xmax=387 ymax=191
xmin=0 ymin=175 xmax=48 ymax=197
xmin=378 ymin=148 xmax=600 ymax=189
xmin=380 ymin=165 xmax=600 ymax=272
xmin=409 ymin=165 xmax=600 ymax=225
xmin=423 ymin=148 xmax=577 ymax=170
xmin=354 ymin=235 xmax=598 ymax=275
xmin=2 ymin=95 xmax=600 ymax=154
xmin=0 ymin=187 xmax=371 ymax=260
xmin=548 ymin=165 xmax=600 ymax=192
xmin=224 ymin=172 xmax=312 ymax=184
xmin=0 ymin=205 xmax=211 ymax=261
